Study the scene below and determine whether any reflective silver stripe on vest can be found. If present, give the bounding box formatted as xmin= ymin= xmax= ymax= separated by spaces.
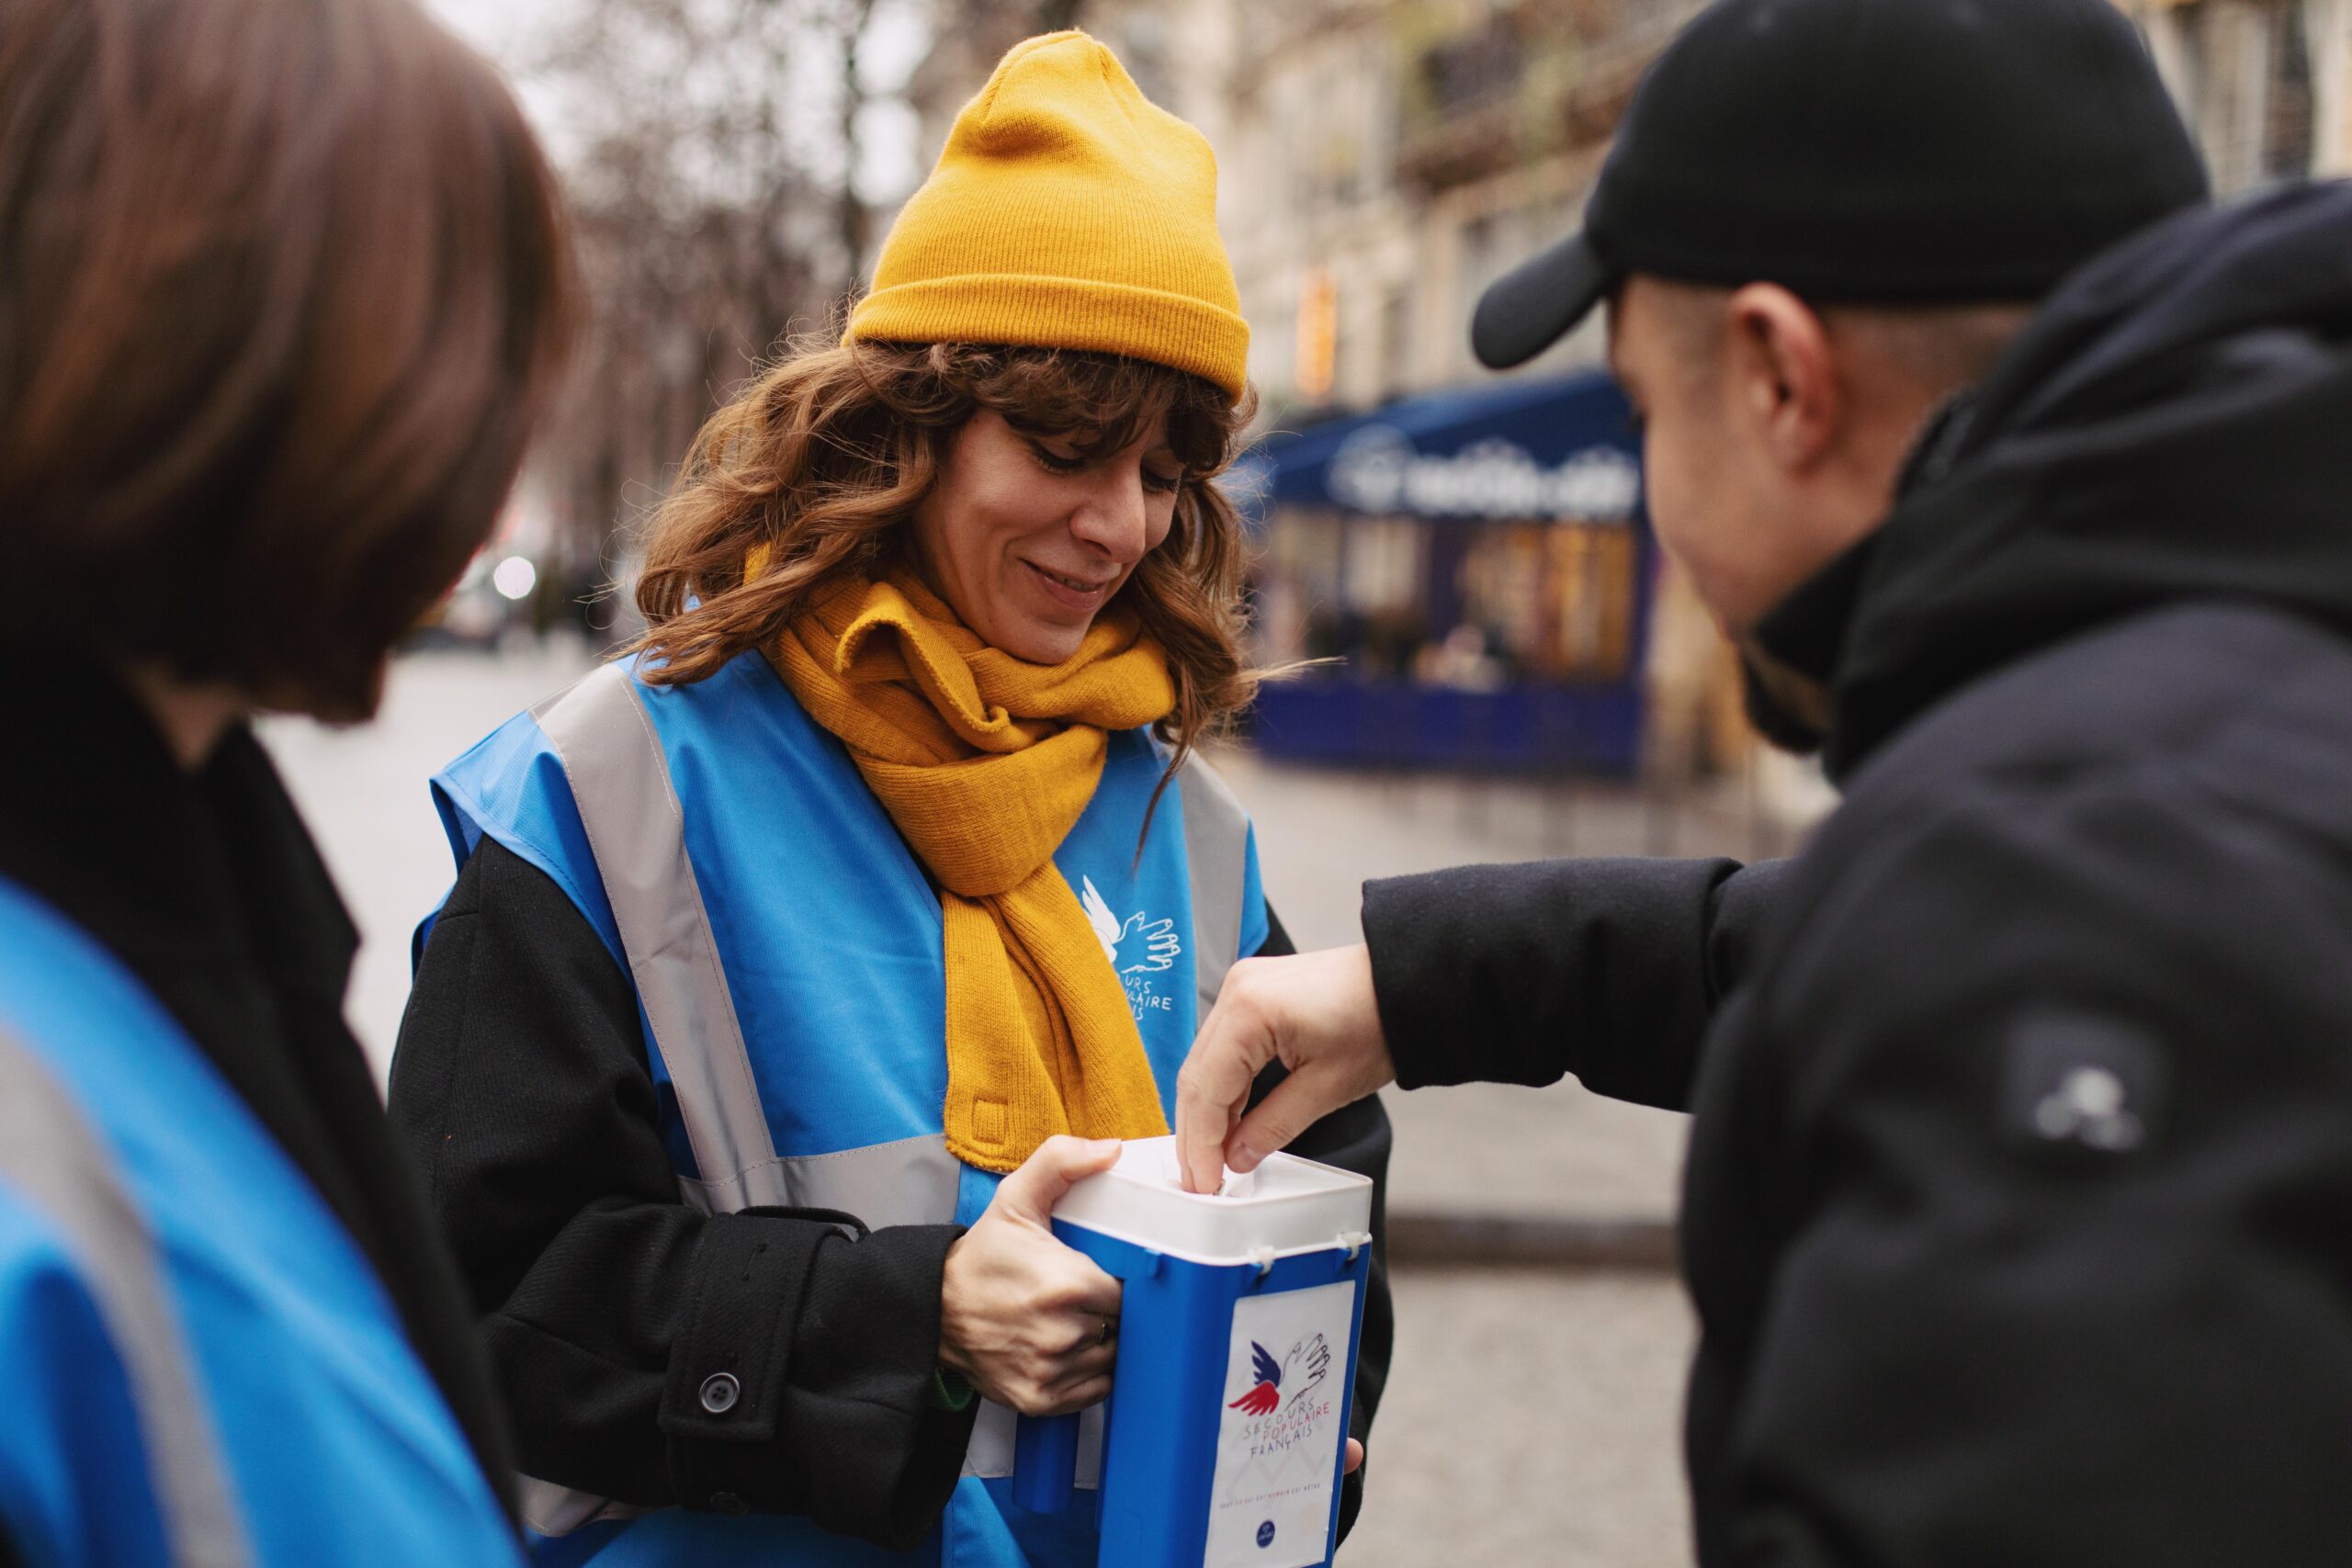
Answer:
xmin=961 ymin=1395 xmax=1107 ymax=1483
xmin=533 ymin=664 xmax=786 ymax=1214
xmin=674 ymin=1134 xmax=960 ymax=1229
xmin=516 ymin=1473 xmax=650 ymax=1538
xmin=0 ymin=1024 xmax=254 ymax=1567
xmin=1177 ymin=753 xmax=1251 ymax=1010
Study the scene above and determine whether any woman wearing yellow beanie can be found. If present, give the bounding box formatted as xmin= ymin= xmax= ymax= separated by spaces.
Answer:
xmin=389 ymin=31 xmax=1389 ymax=1568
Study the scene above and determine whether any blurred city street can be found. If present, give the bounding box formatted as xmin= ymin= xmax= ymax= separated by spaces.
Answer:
xmin=16 ymin=0 xmax=2343 ymax=1560
xmin=262 ymin=641 xmax=1723 ymax=1567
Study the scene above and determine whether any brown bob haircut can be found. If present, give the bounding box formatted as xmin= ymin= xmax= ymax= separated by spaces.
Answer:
xmin=0 ymin=0 xmax=573 ymax=720
xmin=638 ymin=341 xmax=1261 ymax=762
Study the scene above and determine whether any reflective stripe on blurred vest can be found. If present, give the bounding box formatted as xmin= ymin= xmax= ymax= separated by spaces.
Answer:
xmin=433 ymin=651 xmax=1267 ymax=1568
xmin=0 ymin=878 xmax=523 ymax=1568
xmin=0 ymin=1021 xmax=253 ymax=1568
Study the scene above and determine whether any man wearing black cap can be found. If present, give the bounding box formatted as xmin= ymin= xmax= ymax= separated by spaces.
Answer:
xmin=1178 ymin=0 xmax=2352 ymax=1560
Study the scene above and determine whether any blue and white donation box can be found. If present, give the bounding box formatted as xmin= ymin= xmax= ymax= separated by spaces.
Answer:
xmin=1012 ymin=1135 xmax=1375 ymax=1568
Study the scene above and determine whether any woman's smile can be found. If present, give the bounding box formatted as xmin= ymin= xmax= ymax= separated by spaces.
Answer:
xmin=1020 ymin=557 xmax=1120 ymax=613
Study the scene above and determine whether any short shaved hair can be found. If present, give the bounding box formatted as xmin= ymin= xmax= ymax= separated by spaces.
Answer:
xmin=1642 ymin=277 xmax=2032 ymax=405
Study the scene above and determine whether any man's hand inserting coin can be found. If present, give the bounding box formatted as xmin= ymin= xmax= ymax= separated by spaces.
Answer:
xmin=1173 ymin=944 xmax=1396 ymax=1200
xmin=1176 ymin=944 xmax=1387 ymax=1479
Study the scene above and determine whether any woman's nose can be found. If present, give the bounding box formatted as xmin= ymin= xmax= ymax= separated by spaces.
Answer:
xmin=1069 ymin=468 xmax=1151 ymax=564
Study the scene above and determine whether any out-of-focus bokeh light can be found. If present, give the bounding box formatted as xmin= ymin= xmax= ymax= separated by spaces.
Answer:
xmin=492 ymin=555 xmax=537 ymax=602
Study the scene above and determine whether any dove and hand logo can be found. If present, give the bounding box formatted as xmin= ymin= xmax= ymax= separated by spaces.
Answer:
xmin=1227 ymin=1335 xmax=1331 ymax=1418
xmin=1081 ymin=875 xmax=1180 ymax=976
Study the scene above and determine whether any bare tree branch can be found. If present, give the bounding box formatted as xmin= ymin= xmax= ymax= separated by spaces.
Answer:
xmin=500 ymin=0 xmax=913 ymax=597
xmin=838 ymin=0 xmax=881 ymax=290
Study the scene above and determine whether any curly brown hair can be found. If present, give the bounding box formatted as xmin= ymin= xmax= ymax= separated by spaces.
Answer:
xmin=635 ymin=340 xmax=1261 ymax=765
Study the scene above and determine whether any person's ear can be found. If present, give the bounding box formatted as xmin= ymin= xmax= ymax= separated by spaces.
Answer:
xmin=1724 ymin=284 xmax=1841 ymax=475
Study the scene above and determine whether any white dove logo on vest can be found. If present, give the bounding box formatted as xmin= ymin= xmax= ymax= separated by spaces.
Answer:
xmin=1081 ymin=875 xmax=1181 ymax=1022
xmin=1080 ymin=875 xmax=1180 ymax=976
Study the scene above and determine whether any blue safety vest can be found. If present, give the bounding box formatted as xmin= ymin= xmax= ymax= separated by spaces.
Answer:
xmin=430 ymin=649 xmax=1267 ymax=1568
xmin=0 ymin=877 xmax=523 ymax=1568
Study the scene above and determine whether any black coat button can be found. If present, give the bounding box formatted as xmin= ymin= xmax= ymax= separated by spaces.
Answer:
xmin=699 ymin=1371 xmax=741 ymax=1415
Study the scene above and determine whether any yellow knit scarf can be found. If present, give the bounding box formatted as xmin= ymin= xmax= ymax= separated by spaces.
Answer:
xmin=769 ymin=569 xmax=1178 ymax=1173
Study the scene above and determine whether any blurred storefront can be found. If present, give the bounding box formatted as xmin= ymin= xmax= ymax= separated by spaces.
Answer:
xmin=1238 ymin=370 xmax=1652 ymax=773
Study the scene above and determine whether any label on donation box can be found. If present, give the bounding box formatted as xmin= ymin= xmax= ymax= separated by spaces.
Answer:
xmin=1206 ymin=1280 xmax=1355 ymax=1568
xmin=1022 ymin=1137 xmax=1374 ymax=1568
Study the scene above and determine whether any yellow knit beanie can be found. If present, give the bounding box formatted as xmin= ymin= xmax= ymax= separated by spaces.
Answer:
xmin=846 ymin=31 xmax=1250 ymax=403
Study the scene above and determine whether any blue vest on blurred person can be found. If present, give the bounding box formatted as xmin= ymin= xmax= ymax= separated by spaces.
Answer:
xmin=430 ymin=650 xmax=1266 ymax=1568
xmin=0 ymin=878 xmax=524 ymax=1568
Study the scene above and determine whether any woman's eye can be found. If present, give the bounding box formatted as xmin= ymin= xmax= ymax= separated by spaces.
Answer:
xmin=1029 ymin=439 xmax=1182 ymax=493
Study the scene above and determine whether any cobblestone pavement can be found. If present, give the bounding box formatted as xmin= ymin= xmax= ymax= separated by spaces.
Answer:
xmin=263 ymin=643 xmax=1738 ymax=1568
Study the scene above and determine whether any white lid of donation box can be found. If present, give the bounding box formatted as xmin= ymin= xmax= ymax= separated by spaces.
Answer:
xmin=1053 ymin=1136 xmax=1373 ymax=1268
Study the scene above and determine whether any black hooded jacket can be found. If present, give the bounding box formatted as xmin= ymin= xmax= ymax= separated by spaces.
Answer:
xmin=1362 ymin=183 xmax=2352 ymax=1565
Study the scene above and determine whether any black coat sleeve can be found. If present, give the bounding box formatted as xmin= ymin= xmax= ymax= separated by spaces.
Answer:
xmin=388 ymin=840 xmax=974 ymax=1549
xmin=1708 ymin=789 xmax=2352 ymax=1567
xmin=1246 ymin=909 xmax=1391 ymax=1544
xmin=1359 ymin=856 xmax=1790 ymax=1110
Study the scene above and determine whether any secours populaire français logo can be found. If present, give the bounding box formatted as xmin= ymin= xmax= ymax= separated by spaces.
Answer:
xmin=1206 ymin=1284 xmax=1355 ymax=1568
xmin=1227 ymin=1335 xmax=1331 ymax=1418
xmin=1080 ymin=874 xmax=1181 ymax=1021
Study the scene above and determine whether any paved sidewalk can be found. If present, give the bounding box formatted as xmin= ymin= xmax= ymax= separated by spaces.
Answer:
xmin=1343 ymin=1270 xmax=1696 ymax=1568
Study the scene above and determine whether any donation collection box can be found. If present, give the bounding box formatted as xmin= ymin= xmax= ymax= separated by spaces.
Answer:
xmin=1012 ymin=1135 xmax=1375 ymax=1568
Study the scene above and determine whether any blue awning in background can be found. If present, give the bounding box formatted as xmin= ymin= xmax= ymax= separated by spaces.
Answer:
xmin=1229 ymin=369 xmax=1644 ymax=525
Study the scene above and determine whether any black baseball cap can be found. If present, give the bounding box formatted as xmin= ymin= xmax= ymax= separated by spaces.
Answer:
xmin=1472 ymin=0 xmax=2211 ymax=369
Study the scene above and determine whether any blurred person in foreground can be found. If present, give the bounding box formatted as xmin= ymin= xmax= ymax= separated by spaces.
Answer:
xmin=0 ymin=0 xmax=571 ymax=1564
xmin=388 ymin=32 xmax=1387 ymax=1567
xmin=1178 ymin=0 xmax=2352 ymax=1562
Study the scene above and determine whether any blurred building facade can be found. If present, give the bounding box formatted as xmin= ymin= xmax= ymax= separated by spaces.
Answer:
xmin=2127 ymin=0 xmax=2352 ymax=193
xmin=911 ymin=0 xmax=2351 ymax=416
xmin=899 ymin=0 xmax=2352 ymax=790
xmin=910 ymin=0 xmax=1706 ymax=418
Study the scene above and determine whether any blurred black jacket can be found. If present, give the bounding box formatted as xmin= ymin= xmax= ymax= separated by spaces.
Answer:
xmin=1362 ymin=182 xmax=2352 ymax=1566
xmin=0 ymin=668 xmax=517 ymax=1531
